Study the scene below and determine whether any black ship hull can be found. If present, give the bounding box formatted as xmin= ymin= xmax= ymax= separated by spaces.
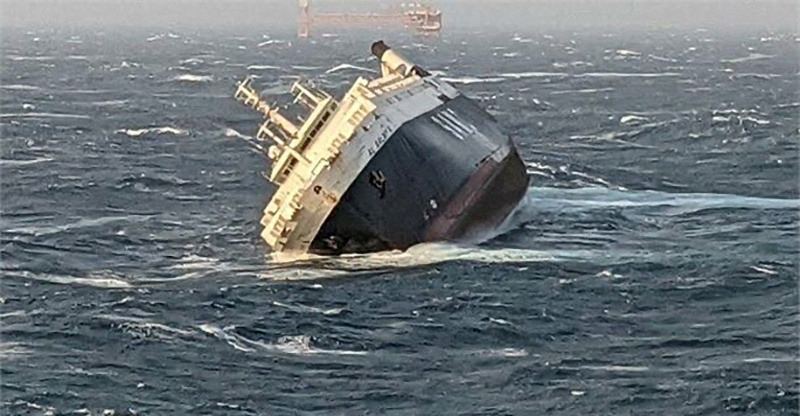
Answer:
xmin=310 ymin=94 xmax=529 ymax=254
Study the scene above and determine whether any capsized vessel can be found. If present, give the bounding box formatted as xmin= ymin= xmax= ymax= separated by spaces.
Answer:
xmin=234 ymin=41 xmax=529 ymax=254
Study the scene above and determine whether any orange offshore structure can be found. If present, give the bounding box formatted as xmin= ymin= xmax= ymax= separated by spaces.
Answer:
xmin=297 ymin=0 xmax=442 ymax=38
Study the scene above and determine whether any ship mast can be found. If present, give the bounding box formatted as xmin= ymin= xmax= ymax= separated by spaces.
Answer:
xmin=234 ymin=77 xmax=337 ymax=183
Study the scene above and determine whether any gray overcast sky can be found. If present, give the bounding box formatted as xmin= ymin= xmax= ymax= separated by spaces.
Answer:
xmin=2 ymin=0 xmax=797 ymax=31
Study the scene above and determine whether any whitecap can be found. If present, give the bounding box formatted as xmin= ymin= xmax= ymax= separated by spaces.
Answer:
xmin=5 ymin=214 xmax=153 ymax=236
xmin=223 ymin=127 xmax=250 ymax=139
xmin=324 ymin=63 xmax=378 ymax=74
xmin=257 ymin=39 xmax=288 ymax=47
xmin=575 ymin=365 xmax=650 ymax=372
xmin=179 ymin=57 xmax=204 ymax=65
xmin=272 ymin=301 xmax=344 ymax=316
xmin=199 ymin=325 xmax=365 ymax=355
xmin=6 ymin=55 xmax=55 ymax=61
xmin=92 ymin=99 xmax=128 ymax=107
xmin=166 ymin=254 xmax=220 ymax=270
xmin=574 ymin=72 xmax=681 ymax=78
xmin=0 ymin=157 xmax=53 ymax=167
xmin=291 ymin=65 xmax=322 ymax=71
xmin=0 ymin=112 xmax=91 ymax=119
xmin=0 ymin=342 xmax=33 ymax=360
xmin=526 ymin=186 xmax=800 ymax=214
xmin=620 ymin=115 xmax=649 ymax=125
xmin=721 ymin=53 xmax=774 ymax=63
xmin=550 ymin=87 xmax=615 ymax=95
xmin=470 ymin=348 xmax=528 ymax=357
xmin=1 ymin=84 xmax=40 ymax=91
xmin=440 ymin=76 xmax=506 ymax=84
xmin=12 ymin=270 xmax=132 ymax=289
xmin=247 ymin=64 xmax=281 ymax=70
xmin=648 ymin=54 xmax=678 ymax=63
xmin=740 ymin=116 xmax=770 ymax=125
xmin=100 ymin=314 xmax=195 ymax=340
xmin=615 ymin=49 xmax=641 ymax=57
xmin=499 ymin=71 xmax=566 ymax=79
xmin=173 ymin=74 xmax=213 ymax=82
xmin=115 ymin=127 xmax=189 ymax=137
xmin=750 ymin=265 xmax=778 ymax=275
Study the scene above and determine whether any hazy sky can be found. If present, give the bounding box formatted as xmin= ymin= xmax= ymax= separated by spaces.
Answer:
xmin=2 ymin=0 xmax=797 ymax=32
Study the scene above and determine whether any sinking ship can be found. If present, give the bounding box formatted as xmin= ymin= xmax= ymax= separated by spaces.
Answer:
xmin=234 ymin=41 xmax=529 ymax=255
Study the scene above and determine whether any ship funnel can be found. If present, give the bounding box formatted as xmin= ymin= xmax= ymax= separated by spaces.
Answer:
xmin=371 ymin=40 xmax=429 ymax=78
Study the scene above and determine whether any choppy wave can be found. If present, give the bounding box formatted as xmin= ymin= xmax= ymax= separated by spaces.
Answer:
xmin=115 ymin=127 xmax=189 ymax=137
xmin=1 ymin=84 xmax=40 ymax=91
xmin=0 ymin=112 xmax=91 ymax=119
xmin=172 ymin=74 xmax=213 ymax=82
xmin=324 ymin=63 xmax=378 ymax=74
xmin=721 ymin=53 xmax=775 ymax=64
xmin=199 ymin=325 xmax=366 ymax=356
xmin=0 ymin=157 xmax=54 ymax=167
xmin=9 ymin=271 xmax=132 ymax=289
xmin=522 ymin=186 xmax=799 ymax=214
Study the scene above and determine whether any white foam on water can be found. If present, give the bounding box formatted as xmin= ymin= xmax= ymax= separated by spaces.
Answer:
xmin=179 ymin=57 xmax=204 ymax=65
xmin=0 ymin=157 xmax=54 ymax=167
xmin=6 ymin=55 xmax=55 ymax=61
xmin=100 ymin=314 xmax=195 ymax=340
xmin=257 ymin=39 xmax=288 ymax=47
xmin=615 ymin=49 xmax=642 ymax=57
xmin=271 ymin=243 xmax=587 ymax=276
xmin=721 ymin=53 xmax=775 ymax=64
xmin=291 ymin=65 xmax=322 ymax=71
xmin=750 ymin=265 xmax=778 ymax=275
xmin=5 ymin=214 xmax=153 ymax=236
xmin=469 ymin=348 xmax=528 ymax=358
xmin=574 ymin=365 xmax=651 ymax=372
xmin=173 ymin=74 xmax=213 ymax=82
xmin=550 ymin=87 xmax=615 ymax=95
xmin=247 ymin=64 xmax=281 ymax=70
xmin=648 ymin=54 xmax=679 ymax=63
xmin=620 ymin=115 xmax=649 ymax=125
xmin=198 ymin=324 xmax=256 ymax=352
xmin=324 ymin=63 xmax=378 ymax=74
xmin=166 ymin=254 xmax=220 ymax=271
xmin=523 ymin=186 xmax=799 ymax=214
xmin=115 ymin=127 xmax=189 ymax=137
xmin=222 ymin=127 xmax=250 ymax=140
xmin=0 ymin=342 xmax=34 ymax=361
xmin=499 ymin=71 xmax=566 ymax=79
xmin=199 ymin=325 xmax=365 ymax=356
xmin=0 ymin=112 xmax=91 ymax=119
xmin=272 ymin=301 xmax=344 ymax=316
xmin=742 ymin=356 xmax=798 ymax=363
xmin=2 ymin=84 xmax=40 ymax=91
xmin=13 ymin=270 xmax=132 ymax=289
xmin=574 ymin=72 xmax=681 ymax=78
xmin=440 ymin=76 xmax=507 ymax=84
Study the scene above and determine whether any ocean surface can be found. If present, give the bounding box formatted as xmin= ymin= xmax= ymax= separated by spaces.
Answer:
xmin=1 ymin=26 xmax=798 ymax=415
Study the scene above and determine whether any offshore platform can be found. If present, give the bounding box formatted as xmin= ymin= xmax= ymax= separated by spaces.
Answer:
xmin=297 ymin=0 xmax=442 ymax=38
